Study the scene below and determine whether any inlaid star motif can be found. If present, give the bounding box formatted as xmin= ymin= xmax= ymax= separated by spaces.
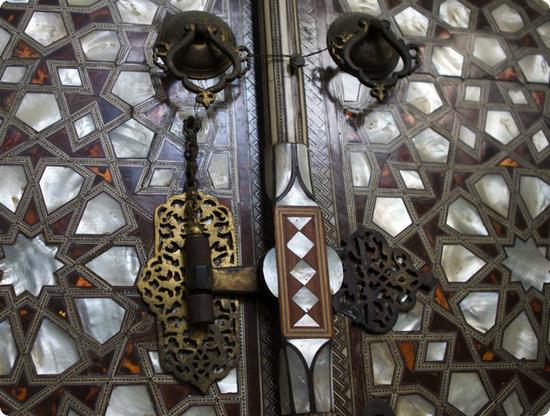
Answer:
xmin=503 ymin=238 xmax=550 ymax=292
xmin=0 ymin=234 xmax=63 ymax=296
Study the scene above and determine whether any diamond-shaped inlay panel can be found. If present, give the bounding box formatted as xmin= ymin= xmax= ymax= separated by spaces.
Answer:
xmin=289 ymin=259 xmax=316 ymax=285
xmin=287 ymin=231 xmax=314 ymax=258
xmin=25 ymin=12 xmax=67 ymax=47
xmin=16 ymin=93 xmax=62 ymax=132
xmin=292 ymin=286 xmax=319 ymax=313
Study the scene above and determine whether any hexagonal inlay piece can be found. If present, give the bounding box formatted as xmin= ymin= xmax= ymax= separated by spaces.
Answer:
xmin=25 ymin=12 xmax=67 ymax=46
xmin=439 ymin=0 xmax=471 ymax=28
xmin=16 ymin=93 xmax=62 ymax=132
xmin=80 ymin=30 xmax=121 ymax=62
xmin=373 ymin=197 xmax=412 ymax=237
xmin=112 ymin=71 xmax=155 ymax=106
xmin=448 ymin=372 xmax=489 ymax=416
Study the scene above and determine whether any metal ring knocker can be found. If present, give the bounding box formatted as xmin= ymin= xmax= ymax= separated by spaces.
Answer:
xmin=328 ymin=13 xmax=421 ymax=101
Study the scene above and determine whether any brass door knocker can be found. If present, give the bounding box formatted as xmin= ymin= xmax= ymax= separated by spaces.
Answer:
xmin=327 ymin=13 xmax=421 ymax=101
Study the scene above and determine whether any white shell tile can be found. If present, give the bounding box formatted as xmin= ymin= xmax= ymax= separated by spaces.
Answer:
xmin=492 ymin=4 xmax=524 ymax=33
xmin=446 ymin=197 xmax=489 ymax=235
xmin=532 ymin=130 xmax=549 ymax=153
xmin=208 ymin=153 xmax=231 ymax=189
xmin=149 ymin=168 xmax=174 ymax=186
xmin=148 ymin=351 xmax=164 ymax=373
xmin=464 ymin=86 xmax=481 ymax=102
xmin=393 ymin=301 xmax=423 ymax=332
xmin=370 ymin=342 xmax=394 ymax=385
xmin=362 ymin=111 xmax=400 ymax=144
xmin=537 ymin=22 xmax=550 ymax=48
xmin=294 ymin=314 xmax=319 ymax=327
xmin=58 ymin=68 xmax=82 ymax=86
xmin=1 ymin=66 xmax=26 ymax=83
xmin=406 ymin=82 xmax=443 ymax=114
xmin=518 ymin=54 xmax=550 ymax=84
xmin=290 ymin=260 xmax=316 ymax=285
xmin=288 ymin=339 xmax=328 ymax=368
xmin=80 ymin=30 xmax=121 ymax=62
xmin=448 ymin=372 xmax=489 ymax=416
xmin=75 ymin=298 xmax=126 ymax=344
xmin=373 ymin=197 xmax=412 ymax=237
xmin=0 ymin=165 xmax=28 ymax=213
xmin=292 ymin=286 xmax=319 ymax=313
xmin=105 ymin=385 xmax=156 ymax=416
xmin=439 ymin=0 xmax=471 ymax=28
xmin=503 ymin=391 xmax=524 ymax=416
xmin=217 ymin=368 xmax=238 ymax=394
xmin=76 ymin=192 xmax=126 ymax=235
xmin=485 ymin=110 xmax=520 ymax=145
xmin=0 ymin=28 xmax=10 ymax=55
xmin=508 ymin=89 xmax=528 ymax=105
xmin=116 ymin=0 xmax=159 ymax=25
xmin=347 ymin=0 xmax=382 ymax=16
xmin=0 ymin=320 xmax=17 ymax=375
xmin=441 ymin=244 xmax=486 ymax=283
xmin=503 ymin=237 xmax=550 ymax=292
xmin=0 ymin=234 xmax=62 ymax=296
xmin=112 ymin=71 xmax=155 ymax=106
xmin=459 ymin=125 xmax=476 ymax=148
xmin=350 ymin=152 xmax=372 ymax=187
xmin=287 ymin=232 xmax=314 ymax=258
xmin=459 ymin=291 xmax=499 ymax=333
xmin=432 ymin=46 xmax=464 ymax=77
xmin=16 ymin=93 xmax=62 ymax=132
xmin=475 ymin=174 xmax=510 ymax=217
xmin=396 ymin=394 xmax=436 ymax=416
xmin=86 ymin=246 xmax=140 ymax=286
xmin=473 ymin=36 xmax=507 ymax=67
xmin=412 ymin=128 xmax=450 ymax=163
xmin=400 ymin=170 xmax=424 ymax=190
xmin=502 ymin=311 xmax=538 ymax=360
xmin=170 ymin=0 xmax=208 ymax=11
xmin=39 ymin=166 xmax=85 ymax=212
xmin=25 ymin=12 xmax=67 ymax=47
xmin=31 ymin=318 xmax=79 ymax=374
xmin=341 ymin=73 xmax=362 ymax=102
xmin=426 ymin=342 xmax=446 ymax=362
xmin=520 ymin=176 xmax=550 ymax=219
xmin=74 ymin=113 xmax=96 ymax=139
xmin=394 ymin=7 xmax=429 ymax=37
xmin=182 ymin=406 xmax=216 ymax=416
xmin=109 ymin=119 xmax=154 ymax=158
xmin=312 ymin=343 xmax=332 ymax=412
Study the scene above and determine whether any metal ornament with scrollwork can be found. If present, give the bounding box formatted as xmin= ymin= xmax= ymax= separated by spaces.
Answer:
xmin=333 ymin=226 xmax=435 ymax=334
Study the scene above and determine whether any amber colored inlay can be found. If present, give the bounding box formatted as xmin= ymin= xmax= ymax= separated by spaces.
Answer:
xmin=398 ymin=342 xmax=416 ymax=371
xmin=434 ymin=286 xmax=450 ymax=310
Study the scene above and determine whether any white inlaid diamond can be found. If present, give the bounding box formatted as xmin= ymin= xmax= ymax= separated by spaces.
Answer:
xmin=287 ymin=232 xmax=314 ymax=258
xmin=290 ymin=260 xmax=316 ymax=285
xmin=292 ymin=286 xmax=318 ymax=313
xmin=288 ymin=217 xmax=312 ymax=231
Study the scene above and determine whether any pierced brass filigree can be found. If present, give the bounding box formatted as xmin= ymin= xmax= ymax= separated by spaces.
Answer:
xmin=137 ymin=191 xmax=239 ymax=393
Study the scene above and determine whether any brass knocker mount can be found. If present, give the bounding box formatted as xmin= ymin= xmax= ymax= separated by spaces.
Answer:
xmin=327 ymin=13 xmax=421 ymax=101
xmin=154 ymin=11 xmax=251 ymax=108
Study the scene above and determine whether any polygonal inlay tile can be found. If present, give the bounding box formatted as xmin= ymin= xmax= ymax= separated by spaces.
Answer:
xmin=492 ymin=4 xmax=524 ymax=33
xmin=208 ymin=153 xmax=231 ymax=189
xmin=475 ymin=174 xmax=510 ymax=217
xmin=80 ymin=30 xmax=121 ymax=62
xmin=503 ymin=391 xmax=524 ymax=416
xmin=86 ymin=246 xmax=141 ymax=286
xmin=464 ymin=86 xmax=481 ymax=101
xmin=109 ymin=119 xmax=154 ymax=158
xmin=446 ymin=197 xmax=488 ymax=235
xmin=459 ymin=291 xmax=499 ymax=333
xmin=350 ymin=152 xmax=372 ymax=187
xmin=25 ymin=12 xmax=67 ymax=47
xmin=217 ymin=368 xmax=238 ymax=394
xmin=149 ymin=168 xmax=174 ymax=187
xmin=459 ymin=125 xmax=476 ymax=148
xmin=518 ymin=54 xmax=550 ymax=84
xmin=294 ymin=314 xmax=319 ymax=327
xmin=503 ymin=238 xmax=550 ymax=292
xmin=105 ymin=385 xmax=156 ymax=416
xmin=441 ymin=244 xmax=486 ymax=283
xmin=116 ymin=0 xmax=159 ymax=25
xmin=289 ymin=259 xmax=316 ymax=285
xmin=74 ymin=113 xmax=96 ymax=139
xmin=394 ymin=7 xmax=429 ymax=37
xmin=426 ymin=342 xmax=447 ymax=362
xmin=288 ymin=217 xmax=312 ymax=231
xmin=112 ymin=71 xmax=155 ymax=106
xmin=16 ymin=93 xmax=62 ymax=132
xmin=508 ymin=89 xmax=527 ymax=105
xmin=0 ymin=28 xmax=10 ymax=55
xmin=39 ymin=166 xmax=85 ymax=213
xmin=439 ymin=0 xmax=471 ymax=28
xmin=502 ymin=311 xmax=538 ymax=360
xmin=170 ymin=0 xmax=208 ymax=11
xmin=370 ymin=342 xmax=394 ymax=385
xmin=58 ymin=68 xmax=82 ymax=86
xmin=1 ymin=66 xmax=26 ymax=83
xmin=0 ymin=165 xmax=27 ymax=213
xmin=0 ymin=234 xmax=62 ymax=296
xmin=406 ymin=82 xmax=443 ymax=114
xmin=485 ymin=110 xmax=519 ymax=145
xmin=393 ymin=301 xmax=423 ymax=331
xmin=537 ymin=22 xmax=550 ymax=48
xmin=432 ymin=46 xmax=464 ymax=77
xmin=347 ymin=0 xmax=381 ymax=15
xmin=413 ymin=128 xmax=450 ymax=163
xmin=76 ymin=192 xmax=126 ymax=235
xmin=75 ymin=298 xmax=126 ymax=344
xmin=396 ymin=394 xmax=436 ymax=416
xmin=519 ymin=176 xmax=550 ymax=219
xmin=0 ymin=319 xmax=17 ymax=375
xmin=532 ymin=130 xmax=549 ymax=153
xmin=473 ymin=36 xmax=506 ymax=67
xmin=31 ymin=318 xmax=79 ymax=374
xmin=400 ymin=170 xmax=424 ymax=190
xmin=362 ymin=111 xmax=400 ymax=144
xmin=292 ymin=286 xmax=319 ymax=313
xmin=448 ymin=372 xmax=489 ymax=416
xmin=287 ymin=232 xmax=314 ymax=258
xmin=373 ymin=197 xmax=412 ymax=237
